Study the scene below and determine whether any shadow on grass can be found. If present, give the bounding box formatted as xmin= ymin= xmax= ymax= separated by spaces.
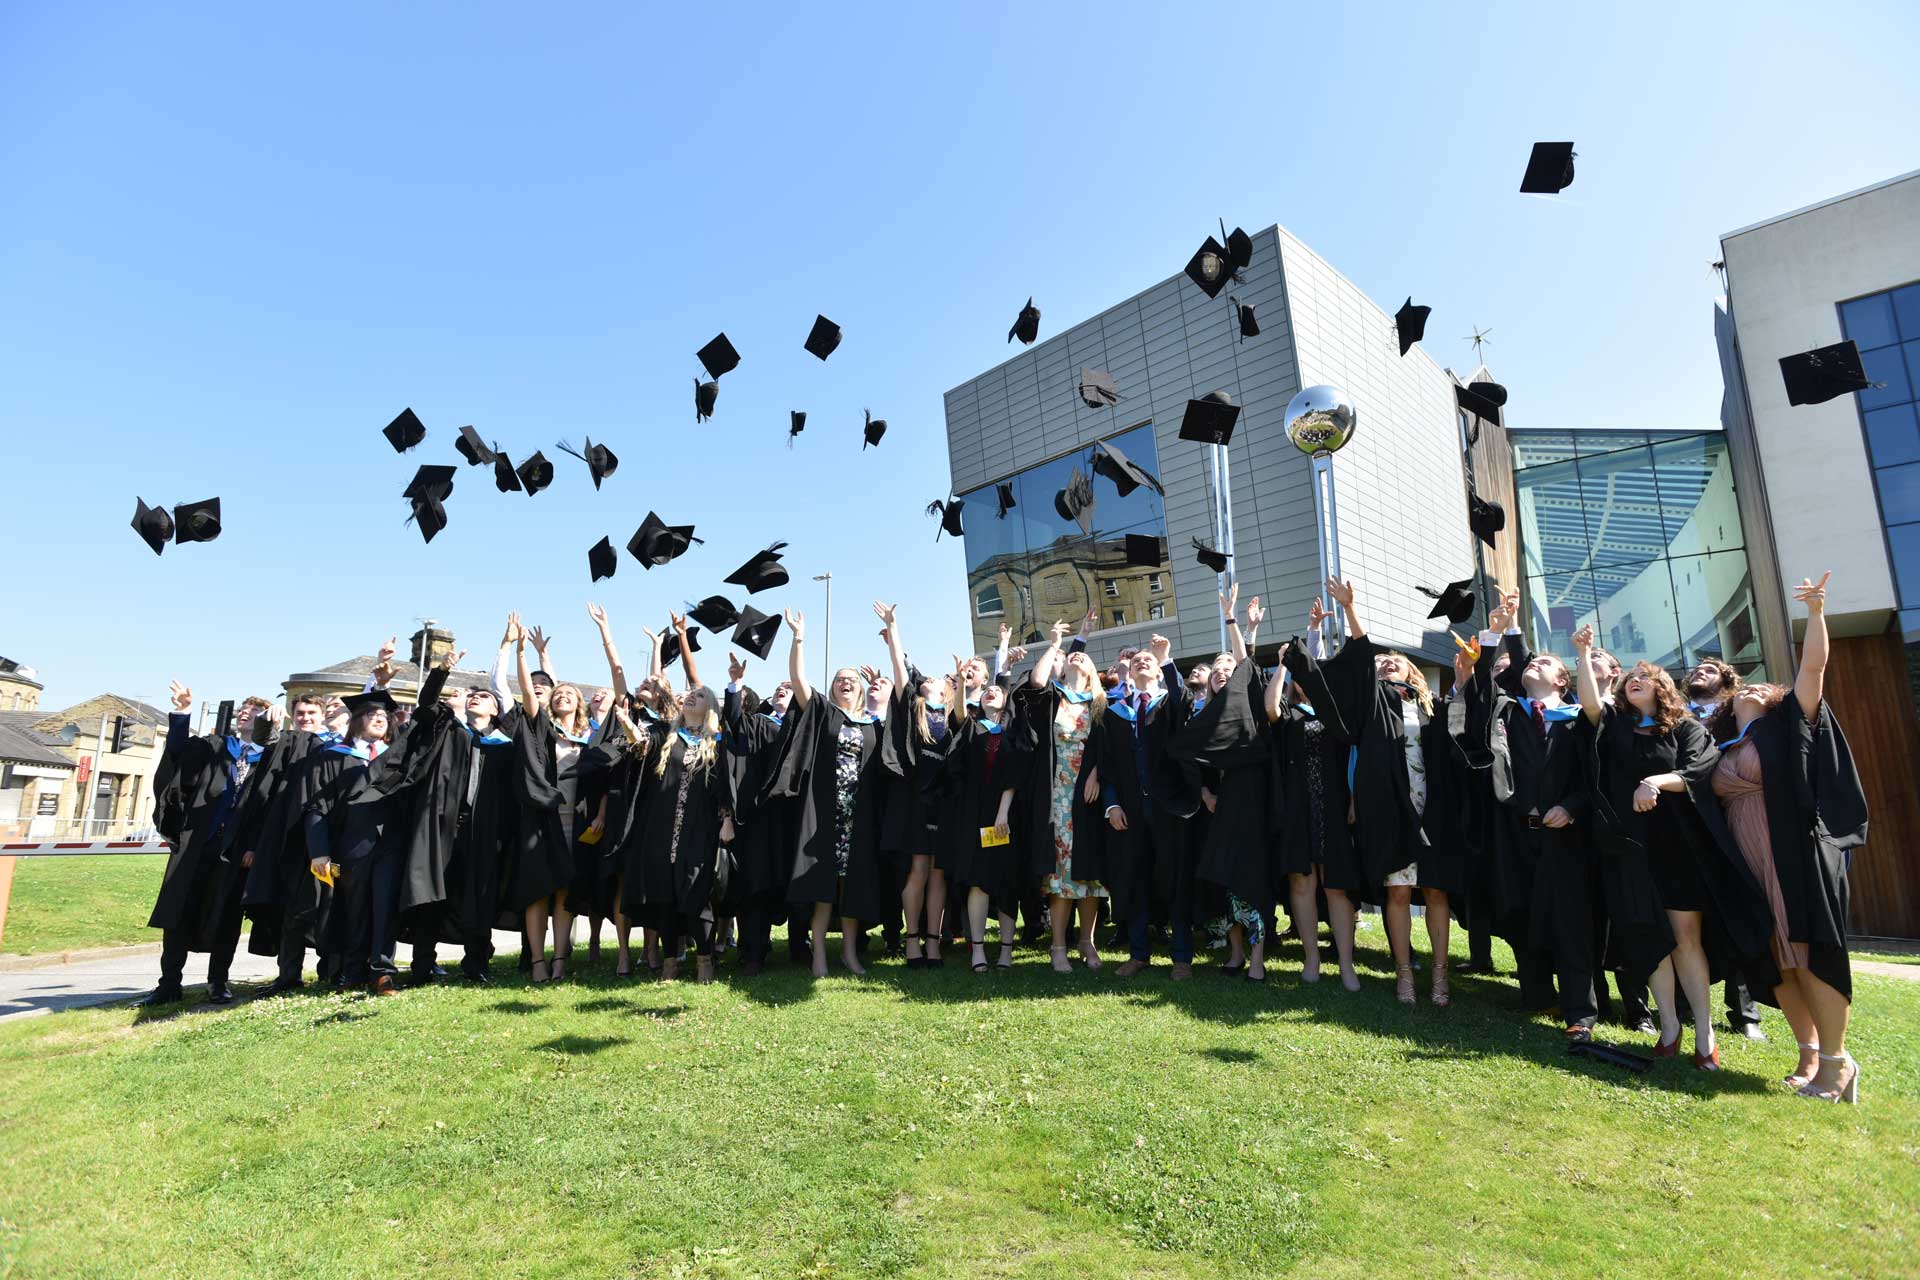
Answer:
xmin=530 ymin=1034 xmax=628 ymax=1056
xmin=1199 ymin=1046 xmax=1262 ymax=1064
xmin=488 ymin=999 xmax=544 ymax=1015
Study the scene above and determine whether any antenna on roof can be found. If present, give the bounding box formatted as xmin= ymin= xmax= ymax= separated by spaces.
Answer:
xmin=1464 ymin=326 xmax=1493 ymax=364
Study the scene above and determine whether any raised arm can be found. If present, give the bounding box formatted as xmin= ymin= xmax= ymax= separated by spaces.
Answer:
xmin=490 ymin=615 xmax=516 ymax=708
xmin=875 ymin=601 xmax=910 ymax=691
xmin=527 ymin=623 xmax=556 ymax=687
xmin=1571 ymin=623 xmax=1602 ymax=724
xmin=1305 ymin=597 xmax=1332 ymax=660
xmin=1242 ymin=594 xmax=1264 ymax=661
xmin=1029 ymin=619 xmax=1071 ymax=688
xmin=1792 ymin=571 xmax=1831 ymax=722
xmin=785 ymin=608 xmax=811 ymax=708
xmin=1324 ymin=576 xmax=1364 ymax=641
xmin=1220 ymin=583 xmax=1247 ymax=661
xmin=1264 ymin=643 xmax=1287 ymax=723
xmin=993 ymin=622 xmax=1011 ymax=679
xmin=669 ymin=613 xmax=704 ymax=691
xmin=587 ymin=602 xmax=628 ymax=701
xmin=509 ymin=613 xmax=538 ymax=719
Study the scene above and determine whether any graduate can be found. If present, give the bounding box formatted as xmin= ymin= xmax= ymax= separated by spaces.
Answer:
xmin=1097 ymin=633 xmax=1198 ymax=978
xmin=767 ymin=608 xmax=899 ymax=977
xmin=139 ymin=684 xmax=275 ymax=1005
xmin=875 ymin=602 xmax=961 ymax=969
xmin=936 ymin=653 xmax=1023 ymax=972
xmin=505 ymin=613 xmax=592 ymax=981
xmin=721 ymin=651 xmax=795 ymax=975
xmin=235 ymin=691 xmax=339 ymax=995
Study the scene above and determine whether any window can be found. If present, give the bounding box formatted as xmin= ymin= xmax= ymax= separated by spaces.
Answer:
xmin=1042 ymin=573 xmax=1078 ymax=604
xmin=1148 ymin=601 xmax=1166 ymax=620
xmin=975 ymin=584 xmax=1004 ymax=618
xmin=1110 ymin=610 xmax=1127 ymax=627
xmin=1841 ymin=281 xmax=1920 ymax=613
xmin=1149 ymin=574 xmax=1164 ymax=594
xmin=1102 ymin=579 xmax=1119 ymax=598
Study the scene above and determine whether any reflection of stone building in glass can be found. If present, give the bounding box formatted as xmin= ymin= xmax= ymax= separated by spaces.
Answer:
xmin=970 ymin=535 xmax=1170 ymax=645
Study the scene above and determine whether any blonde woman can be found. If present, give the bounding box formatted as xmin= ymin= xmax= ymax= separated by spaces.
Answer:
xmin=1015 ymin=618 xmax=1108 ymax=973
xmin=508 ymin=616 xmax=590 ymax=982
xmin=875 ymin=602 xmax=965 ymax=968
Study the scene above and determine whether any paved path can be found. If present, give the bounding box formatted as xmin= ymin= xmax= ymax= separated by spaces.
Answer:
xmin=0 ymin=928 xmax=531 ymax=1021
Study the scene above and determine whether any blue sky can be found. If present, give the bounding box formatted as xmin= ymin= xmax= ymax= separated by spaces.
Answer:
xmin=2 ymin=3 xmax=1915 ymax=714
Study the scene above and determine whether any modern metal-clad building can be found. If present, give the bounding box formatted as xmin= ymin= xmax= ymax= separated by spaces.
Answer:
xmin=942 ymin=226 xmax=1477 ymax=668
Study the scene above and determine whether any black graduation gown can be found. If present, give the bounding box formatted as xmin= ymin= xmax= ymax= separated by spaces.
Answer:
xmin=722 ymin=695 xmax=794 ymax=906
xmin=766 ymin=695 xmax=898 ymax=922
xmin=935 ymin=717 xmax=1023 ymax=908
xmin=881 ymin=692 xmax=956 ymax=859
xmin=1095 ymin=683 xmax=1198 ymax=922
xmin=1692 ymin=692 xmax=1867 ymax=1002
xmin=506 ymin=705 xmax=578 ymax=911
xmin=1006 ymin=684 xmax=1108 ymax=890
xmin=147 ymin=717 xmax=258 ymax=950
xmin=567 ymin=715 xmax=627 ymax=919
xmin=233 ymin=729 xmax=331 ymax=955
xmin=1276 ymin=640 xmax=1360 ymax=892
xmin=622 ymin=733 xmax=729 ymax=924
xmin=1165 ymin=662 xmax=1280 ymax=912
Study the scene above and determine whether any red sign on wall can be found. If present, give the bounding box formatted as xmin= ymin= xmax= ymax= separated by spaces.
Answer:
xmin=76 ymin=758 xmax=91 ymax=785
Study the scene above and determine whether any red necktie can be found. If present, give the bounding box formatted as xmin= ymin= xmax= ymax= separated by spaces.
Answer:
xmin=1531 ymin=702 xmax=1547 ymax=736
xmin=1136 ymin=692 xmax=1149 ymax=718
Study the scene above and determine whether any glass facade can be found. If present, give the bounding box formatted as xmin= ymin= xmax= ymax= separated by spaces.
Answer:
xmin=956 ymin=422 xmax=1175 ymax=654
xmin=1510 ymin=429 xmax=1762 ymax=681
xmin=1839 ymin=281 xmax=1920 ymax=659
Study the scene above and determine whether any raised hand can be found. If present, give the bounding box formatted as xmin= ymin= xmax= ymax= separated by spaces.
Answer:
xmin=998 ymin=622 xmax=1012 ymax=647
xmin=669 ymin=613 xmax=688 ymax=635
xmin=169 ymin=680 xmax=192 ymax=712
xmin=784 ymin=608 xmax=804 ymax=641
xmin=1219 ymin=582 xmax=1239 ymax=620
xmin=859 ymin=664 xmax=882 ymax=688
xmin=872 ymin=601 xmax=898 ymax=627
xmin=377 ymin=634 xmax=398 ymax=667
xmin=1050 ymin=619 xmax=1072 ymax=643
xmin=1323 ymin=577 xmax=1354 ymax=608
xmin=505 ymin=613 xmax=525 ymax=646
xmin=528 ymin=624 xmax=551 ymax=657
xmin=1307 ymin=597 xmax=1331 ymax=630
xmin=1149 ymin=633 xmax=1171 ymax=664
xmin=1793 ymin=570 xmax=1831 ymax=614
xmin=639 ymin=623 xmax=659 ymax=649
xmin=1245 ymin=596 xmax=1265 ymax=629
xmin=1452 ymin=647 xmax=1474 ymax=690
xmin=1571 ymin=623 xmax=1593 ymax=653
xmin=728 ymin=651 xmax=747 ymax=684
xmin=440 ymin=648 xmax=467 ymax=672
xmin=1006 ymin=645 xmax=1028 ymax=665
xmin=586 ymin=602 xmax=610 ymax=631
xmin=1080 ymin=606 xmax=1098 ymax=635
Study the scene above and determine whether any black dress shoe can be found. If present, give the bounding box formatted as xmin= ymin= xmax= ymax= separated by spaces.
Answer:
xmin=260 ymin=976 xmax=305 ymax=998
xmin=1452 ymin=959 xmax=1488 ymax=975
xmin=1626 ymin=1014 xmax=1657 ymax=1035
xmin=1731 ymin=1022 xmax=1767 ymax=1041
xmin=206 ymin=981 xmax=235 ymax=1005
xmin=461 ymin=968 xmax=493 ymax=985
xmin=408 ymin=966 xmax=447 ymax=987
xmin=134 ymin=984 xmax=184 ymax=1007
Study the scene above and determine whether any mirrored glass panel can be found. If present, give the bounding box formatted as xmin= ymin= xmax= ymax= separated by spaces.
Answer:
xmin=1652 ymin=434 xmax=1741 ymax=558
xmin=1590 ymin=558 xmax=1684 ymax=673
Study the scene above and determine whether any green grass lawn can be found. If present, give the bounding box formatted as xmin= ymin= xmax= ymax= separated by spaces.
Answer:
xmin=2 ymin=929 xmax=1915 ymax=1280
xmin=0 ymin=854 xmax=161 ymax=955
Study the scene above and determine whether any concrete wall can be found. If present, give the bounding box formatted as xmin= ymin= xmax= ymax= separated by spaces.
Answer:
xmin=1721 ymin=171 xmax=1920 ymax=634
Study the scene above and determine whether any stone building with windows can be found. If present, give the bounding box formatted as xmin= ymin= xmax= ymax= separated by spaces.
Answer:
xmin=0 ymin=658 xmax=43 ymax=713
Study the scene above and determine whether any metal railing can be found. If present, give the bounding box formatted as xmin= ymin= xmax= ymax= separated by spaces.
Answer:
xmin=0 ymin=816 xmax=159 ymax=846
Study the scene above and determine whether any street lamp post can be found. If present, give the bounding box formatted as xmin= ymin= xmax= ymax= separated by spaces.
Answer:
xmin=812 ymin=572 xmax=832 ymax=690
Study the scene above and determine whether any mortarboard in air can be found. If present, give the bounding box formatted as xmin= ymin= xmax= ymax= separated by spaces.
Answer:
xmin=173 ymin=498 xmax=221 ymax=545
xmin=1123 ymin=533 xmax=1162 ymax=568
xmin=588 ymin=536 xmax=617 ymax=582
xmin=408 ymin=494 xmax=448 ymax=544
xmin=383 ymin=407 xmax=427 ymax=453
xmin=1192 ymin=538 xmax=1229 ymax=573
xmin=1178 ymin=390 xmax=1241 ymax=445
xmin=995 ymin=482 xmax=1016 ymax=519
xmin=1395 ymin=297 xmax=1430 ymax=357
xmin=1077 ymin=367 xmax=1121 ymax=409
xmin=804 ymin=315 xmax=842 ymax=361
xmin=730 ymin=606 xmax=782 ymax=661
xmin=725 ymin=542 xmax=790 ymax=593
xmin=557 ymin=437 xmax=619 ymax=489
xmin=1468 ymin=380 xmax=1508 ymax=406
xmin=1184 ymin=235 xmax=1234 ymax=299
xmin=1053 ymin=467 xmax=1095 ymax=534
xmin=694 ymin=379 xmax=719 ymax=423
xmin=687 ymin=595 xmax=740 ymax=631
xmin=660 ymin=624 xmax=702 ymax=669
xmin=1231 ymin=296 xmax=1259 ymax=341
xmin=926 ymin=498 xmax=964 ymax=541
xmin=1007 ymin=297 xmax=1041 ymax=345
xmin=1468 ymin=489 xmax=1507 ymax=548
xmin=342 ymin=687 xmax=400 ymax=717
xmin=1418 ymin=579 xmax=1477 ymax=623
xmin=515 ymin=451 xmax=554 ymax=497
xmin=493 ymin=450 xmax=523 ymax=493
xmin=628 ymin=511 xmax=703 ymax=568
xmin=1223 ymin=225 xmax=1253 ymax=271
xmin=131 ymin=498 xmax=174 ymax=555
xmin=1779 ymin=341 xmax=1873 ymax=406
xmin=1520 ymin=141 xmax=1576 ymax=194
xmin=403 ymin=464 xmax=457 ymax=503
xmin=213 ymin=699 xmax=234 ymax=740
xmin=863 ymin=409 xmax=886 ymax=449
xmin=788 ymin=410 xmax=806 ymax=447
xmin=1090 ymin=438 xmax=1164 ymax=497
xmin=455 ymin=425 xmax=496 ymax=466
xmin=1455 ymin=383 xmax=1504 ymax=427
xmin=697 ymin=333 xmax=741 ymax=380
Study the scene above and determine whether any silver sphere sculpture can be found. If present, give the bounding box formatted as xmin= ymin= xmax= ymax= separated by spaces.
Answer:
xmin=1284 ymin=385 xmax=1357 ymax=456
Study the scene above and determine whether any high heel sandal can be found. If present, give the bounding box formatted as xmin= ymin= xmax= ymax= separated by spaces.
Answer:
xmin=694 ymin=955 xmax=715 ymax=985
xmin=996 ymin=943 xmax=1014 ymax=970
xmin=1050 ymin=945 xmax=1073 ymax=974
xmin=904 ymin=932 xmax=926 ymax=970
xmin=970 ymin=936 xmax=989 ymax=975
xmin=1693 ymin=1039 xmax=1721 ymax=1071
xmin=530 ymin=958 xmax=551 ymax=985
xmin=551 ymin=941 xmax=570 ymax=982
xmin=1784 ymin=1042 xmax=1819 ymax=1088
xmin=1430 ymin=961 xmax=1450 ymax=1008
xmin=1395 ymin=964 xmax=1416 ymax=1005
xmin=1652 ymin=1029 xmax=1682 ymax=1058
xmin=1797 ymin=1052 xmax=1859 ymax=1104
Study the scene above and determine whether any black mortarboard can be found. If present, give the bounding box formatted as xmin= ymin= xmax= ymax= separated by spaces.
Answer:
xmin=863 ymin=409 xmax=886 ymax=449
xmin=1418 ymin=579 xmax=1477 ymax=623
xmin=1184 ymin=235 xmax=1234 ymax=299
xmin=1468 ymin=380 xmax=1508 ymax=407
xmin=588 ymin=536 xmax=617 ymax=582
xmin=1123 ymin=533 xmax=1161 ymax=568
xmin=1090 ymin=439 xmax=1164 ymax=498
xmin=1455 ymin=383 xmax=1504 ymax=427
xmin=455 ymin=425 xmax=496 ymax=466
xmin=515 ymin=451 xmax=554 ymax=497
xmin=131 ymin=498 xmax=174 ymax=555
xmin=342 ymin=687 xmax=400 ymax=717
xmin=995 ymin=482 xmax=1016 ymax=518
xmin=1779 ymin=341 xmax=1873 ymax=406
xmin=628 ymin=512 xmax=703 ymax=568
xmin=1077 ymin=367 xmax=1121 ymax=409
xmin=731 ymin=606 xmax=782 ymax=661
xmin=1178 ymin=390 xmax=1240 ymax=445
xmin=1053 ymin=466 xmax=1094 ymax=534
xmin=926 ymin=499 xmax=964 ymax=541
xmin=804 ymin=315 xmax=842 ymax=361
xmin=688 ymin=595 xmax=739 ymax=630
xmin=1468 ymin=489 xmax=1507 ymax=548
xmin=557 ymin=437 xmax=618 ymax=489
xmin=1231 ymin=296 xmax=1259 ymax=341
xmin=1007 ymin=297 xmax=1040 ymax=345
xmin=1520 ymin=141 xmax=1576 ymax=194
xmin=1192 ymin=538 xmax=1228 ymax=573
xmin=697 ymin=333 xmax=741 ymax=380
xmin=403 ymin=464 xmax=456 ymax=502
xmin=409 ymin=494 xmax=448 ymax=544
xmin=660 ymin=625 xmax=702 ymax=669
xmin=788 ymin=410 xmax=805 ymax=447
xmin=694 ymin=379 xmax=719 ymax=423
xmin=493 ymin=451 xmax=523 ymax=493
xmin=213 ymin=699 xmax=234 ymax=739
xmin=725 ymin=543 xmax=790 ymax=593
xmin=173 ymin=498 xmax=221 ymax=544
xmin=1224 ymin=226 xmax=1253 ymax=271
xmin=382 ymin=407 xmax=427 ymax=453
xmin=1566 ymin=1040 xmax=1655 ymax=1074
xmin=1395 ymin=297 xmax=1430 ymax=357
